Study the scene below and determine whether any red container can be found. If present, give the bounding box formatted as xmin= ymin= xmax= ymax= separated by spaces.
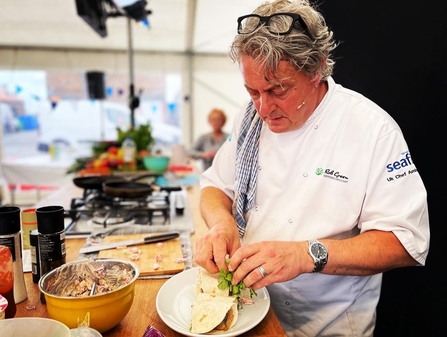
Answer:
xmin=0 ymin=245 xmax=16 ymax=318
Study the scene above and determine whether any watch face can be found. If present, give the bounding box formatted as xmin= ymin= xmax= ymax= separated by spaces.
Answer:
xmin=311 ymin=243 xmax=328 ymax=258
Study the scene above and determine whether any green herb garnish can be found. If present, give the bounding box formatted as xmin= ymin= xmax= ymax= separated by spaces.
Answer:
xmin=217 ymin=258 xmax=257 ymax=298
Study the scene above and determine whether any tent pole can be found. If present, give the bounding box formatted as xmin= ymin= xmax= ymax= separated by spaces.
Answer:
xmin=127 ymin=17 xmax=135 ymax=129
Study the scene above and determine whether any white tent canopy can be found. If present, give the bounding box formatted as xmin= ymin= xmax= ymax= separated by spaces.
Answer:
xmin=0 ymin=0 xmax=264 ymax=144
xmin=0 ymin=0 xmax=263 ymax=55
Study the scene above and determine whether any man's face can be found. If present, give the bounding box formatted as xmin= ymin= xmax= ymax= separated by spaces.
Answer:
xmin=240 ymin=54 xmax=316 ymax=133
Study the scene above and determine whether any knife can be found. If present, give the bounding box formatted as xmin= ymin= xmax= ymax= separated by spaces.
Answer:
xmin=79 ymin=231 xmax=180 ymax=254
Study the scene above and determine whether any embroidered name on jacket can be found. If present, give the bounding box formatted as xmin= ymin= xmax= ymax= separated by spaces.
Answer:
xmin=316 ymin=167 xmax=349 ymax=183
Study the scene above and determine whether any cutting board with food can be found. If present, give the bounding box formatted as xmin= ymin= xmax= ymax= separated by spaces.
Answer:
xmin=97 ymin=233 xmax=185 ymax=276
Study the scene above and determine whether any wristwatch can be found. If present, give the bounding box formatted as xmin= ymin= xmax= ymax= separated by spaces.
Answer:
xmin=307 ymin=239 xmax=328 ymax=273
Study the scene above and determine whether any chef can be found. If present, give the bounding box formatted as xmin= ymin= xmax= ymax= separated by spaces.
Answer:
xmin=194 ymin=0 xmax=430 ymax=336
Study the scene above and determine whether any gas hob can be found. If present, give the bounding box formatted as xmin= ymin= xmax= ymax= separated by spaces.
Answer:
xmin=63 ymin=188 xmax=193 ymax=237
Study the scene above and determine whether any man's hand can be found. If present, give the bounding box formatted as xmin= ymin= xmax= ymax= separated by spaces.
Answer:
xmin=194 ymin=221 xmax=241 ymax=274
xmin=227 ymin=241 xmax=311 ymax=291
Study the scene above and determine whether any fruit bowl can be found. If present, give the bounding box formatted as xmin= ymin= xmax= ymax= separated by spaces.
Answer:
xmin=142 ymin=156 xmax=170 ymax=173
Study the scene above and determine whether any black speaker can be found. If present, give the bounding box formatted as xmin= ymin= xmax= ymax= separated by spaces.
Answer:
xmin=86 ymin=71 xmax=106 ymax=99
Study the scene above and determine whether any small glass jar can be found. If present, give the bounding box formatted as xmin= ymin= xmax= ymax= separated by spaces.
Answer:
xmin=21 ymin=208 xmax=37 ymax=250
xmin=0 ymin=245 xmax=16 ymax=318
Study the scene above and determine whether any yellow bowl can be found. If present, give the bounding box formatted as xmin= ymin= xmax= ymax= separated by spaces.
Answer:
xmin=142 ymin=155 xmax=170 ymax=173
xmin=38 ymin=258 xmax=139 ymax=333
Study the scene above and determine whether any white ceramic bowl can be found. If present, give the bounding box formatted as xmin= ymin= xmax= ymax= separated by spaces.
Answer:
xmin=0 ymin=317 xmax=71 ymax=337
xmin=70 ymin=327 xmax=103 ymax=337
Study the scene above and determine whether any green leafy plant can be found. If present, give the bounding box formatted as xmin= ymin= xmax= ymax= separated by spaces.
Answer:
xmin=116 ymin=123 xmax=155 ymax=152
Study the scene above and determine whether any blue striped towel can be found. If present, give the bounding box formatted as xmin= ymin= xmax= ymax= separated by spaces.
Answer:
xmin=233 ymin=101 xmax=263 ymax=238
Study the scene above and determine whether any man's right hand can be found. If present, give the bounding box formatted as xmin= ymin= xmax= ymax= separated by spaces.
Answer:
xmin=194 ymin=221 xmax=241 ymax=274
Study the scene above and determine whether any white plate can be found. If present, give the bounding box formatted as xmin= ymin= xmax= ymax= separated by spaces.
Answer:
xmin=156 ymin=267 xmax=270 ymax=336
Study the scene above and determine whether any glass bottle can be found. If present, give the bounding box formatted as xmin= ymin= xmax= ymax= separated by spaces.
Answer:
xmin=122 ymin=136 xmax=136 ymax=170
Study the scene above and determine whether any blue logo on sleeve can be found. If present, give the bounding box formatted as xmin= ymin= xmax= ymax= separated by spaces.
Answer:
xmin=385 ymin=150 xmax=418 ymax=182
xmin=386 ymin=151 xmax=412 ymax=172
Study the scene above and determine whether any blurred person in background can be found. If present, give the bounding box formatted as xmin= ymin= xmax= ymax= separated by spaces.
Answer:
xmin=189 ymin=108 xmax=230 ymax=171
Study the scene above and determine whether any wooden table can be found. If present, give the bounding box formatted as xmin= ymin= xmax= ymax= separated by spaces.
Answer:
xmin=14 ymin=182 xmax=287 ymax=337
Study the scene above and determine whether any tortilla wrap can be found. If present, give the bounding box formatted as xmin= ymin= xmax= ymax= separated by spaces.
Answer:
xmin=195 ymin=267 xmax=229 ymax=297
xmin=190 ymin=293 xmax=238 ymax=334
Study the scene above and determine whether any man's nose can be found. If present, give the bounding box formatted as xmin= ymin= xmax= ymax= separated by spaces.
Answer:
xmin=257 ymin=94 xmax=275 ymax=116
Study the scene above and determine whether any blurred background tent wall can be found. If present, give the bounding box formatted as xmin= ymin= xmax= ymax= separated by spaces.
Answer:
xmin=0 ymin=48 xmax=245 ymax=146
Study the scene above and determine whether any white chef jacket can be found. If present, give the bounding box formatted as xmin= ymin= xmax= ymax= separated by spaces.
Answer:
xmin=200 ymin=77 xmax=430 ymax=336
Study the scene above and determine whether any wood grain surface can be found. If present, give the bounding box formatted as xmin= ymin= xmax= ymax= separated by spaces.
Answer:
xmin=97 ymin=233 xmax=185 ymax=276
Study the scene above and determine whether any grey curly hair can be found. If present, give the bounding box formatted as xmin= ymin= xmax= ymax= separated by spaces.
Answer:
xmin=229 ymin=0 xmax=337 ymax=83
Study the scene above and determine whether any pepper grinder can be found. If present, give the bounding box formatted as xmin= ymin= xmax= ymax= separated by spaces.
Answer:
xmin=0 ymin=206 xmax=28 ymax=304
xmin=36 ymin=205 xmax=66 ymax=303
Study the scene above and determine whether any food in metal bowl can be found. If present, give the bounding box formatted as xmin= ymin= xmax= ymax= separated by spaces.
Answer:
xmin=38 ymin=258 xmax=139 ymax=333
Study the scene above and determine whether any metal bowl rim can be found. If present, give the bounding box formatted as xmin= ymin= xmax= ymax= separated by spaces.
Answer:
xmin=38 ymin=258 xmax=140 ymax=298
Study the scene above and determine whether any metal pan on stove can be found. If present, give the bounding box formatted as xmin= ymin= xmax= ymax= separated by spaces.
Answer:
xmin=102 ymin=181 xmax=154 ymax=198
xmin=73 ymin=173 xmax=159 ymax=192
xmin=73 ymin=175 xmax=123 ymax=191
xmin=102 ymin=180 xmax=183 ymax=198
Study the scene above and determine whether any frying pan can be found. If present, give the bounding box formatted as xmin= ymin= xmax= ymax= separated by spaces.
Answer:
xmin=101 ymin=174 xmax=183 ymax=198
xmin=73 ymin=173 xmax=159 ymax=191
xmin=73 ymin=175 xmax=122 ymax=190
xmin=102 ymin=181 xmax=154 ymax=198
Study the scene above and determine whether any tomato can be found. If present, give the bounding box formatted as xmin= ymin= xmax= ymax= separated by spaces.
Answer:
xmin=107 ymin=146 xmax=119 ymax=155
xmin=99 ymin=159 xmax=109 ymax=168
xmin=108 ymin=158 xmax=119 ymax=168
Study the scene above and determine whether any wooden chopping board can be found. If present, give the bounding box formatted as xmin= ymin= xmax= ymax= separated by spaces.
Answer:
xmin=97 ymin=233 xmax=185 ymax=277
